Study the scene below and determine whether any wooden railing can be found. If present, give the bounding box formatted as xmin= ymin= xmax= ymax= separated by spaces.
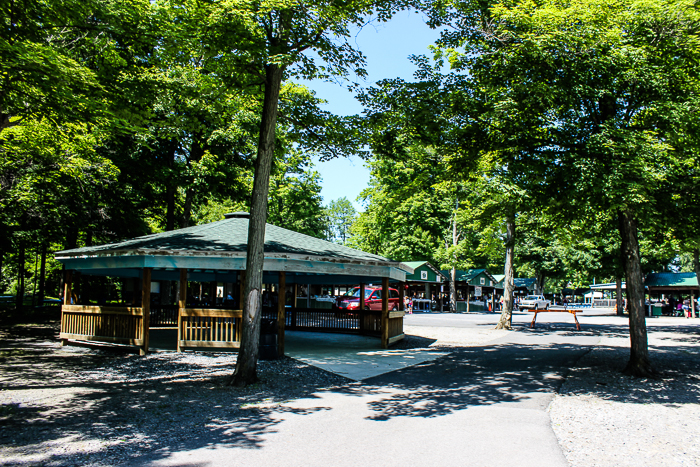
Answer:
xmin=150 ymin=305 xmax=179 ymax=327
xmin=261 ymin=307 xmax=404 ymax=345
xmin=178 ymin=308 xmax=242 ymax=351
xmin=60 ymin=305 xmax=144 ymax=346
xmin=387 ymin=310 xmax=405 ymax=345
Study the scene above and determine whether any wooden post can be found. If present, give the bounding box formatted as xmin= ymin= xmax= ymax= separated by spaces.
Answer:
xmin=399 ymin=282 xmax=405 ymax=311
xmin=381 ymin=277 xmax=389 ymax=348
xmin=293 ymin=283 xmax=298 ymax=308
xmin=177 ymin=268 xmax=187 ymax=352
xmin=359 ymin=281 xmax=365 ymax=332
xmin=210 ymin=281 xmax=217 ymax=307
xmin=692 ymin=291 xmax=696 ymax=319
xmin=466 ymin=285 xmax=471 ymax=313
xmin=61 ymin=270 xmax=73 ymax=346
xmin=141 ymin=268 xmax=152 ymax=355
xmin=278 ymin=271 xmax=286 ymax=357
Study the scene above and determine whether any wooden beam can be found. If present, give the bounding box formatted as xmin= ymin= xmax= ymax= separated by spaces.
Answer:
xmin=63 ymin=270 xmax=73 ymax=305
xmin=181 ymin=308 xmax=243 ymax=318
xmin=399 ymin=281 xmax=405 ymax=311
xmin=61 ymin=305 xmax=143 ymax=315
xmin=278 ymin=271 xmax=286 ymax=357
xmin=381 ymin=277 xmax=389 ymax=349
xmin=177 ymin=268 xmax=187 ymax=352
xmin=388 ymin=334 xmax=405 ymax=345
xmin=359 ymin=281 xmax=365 ymax=332
xmin=61 ymin=270 xmax=73 ymax=346
xmin=141 ymin=268 xmax=151 ymax=355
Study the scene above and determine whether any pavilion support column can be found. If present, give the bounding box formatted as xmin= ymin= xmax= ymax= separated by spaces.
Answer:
xmin=399 ymin=282 xmax=405 ymax=312
xmin=467 ymin=286 xmax=471 ymax=313
xmin=277 ymin=271 xmax=286 ymax=357
xmin=141 ymin=268 xmax=152 ymax=356
xmin=61 ymin=270 xmax=73 ymax=346
xmin=381 ymin=277 xmax=389 ymax=349
xmin=210 ymin=281 xmax=217 ymax=306
xmin=177 ymin=269 xmax=187 ymax=352
xmin=359 ymin=281 xmax=365 ymax=333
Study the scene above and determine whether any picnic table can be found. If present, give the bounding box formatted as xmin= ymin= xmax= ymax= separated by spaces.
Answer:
xmin=529 ymin=305 xmax=583 ymax=331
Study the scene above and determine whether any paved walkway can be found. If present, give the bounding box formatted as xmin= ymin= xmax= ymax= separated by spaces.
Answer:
xmin=139 ymin=319 xmax=603 ymax=467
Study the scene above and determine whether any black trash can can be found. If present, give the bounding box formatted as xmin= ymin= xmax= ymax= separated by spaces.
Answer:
xmin=258 ymin=318 xmax=278 ymax=360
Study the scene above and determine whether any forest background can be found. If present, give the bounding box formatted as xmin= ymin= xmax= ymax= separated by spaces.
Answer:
xmin=2 ymin=0 xmax=700 ymax=324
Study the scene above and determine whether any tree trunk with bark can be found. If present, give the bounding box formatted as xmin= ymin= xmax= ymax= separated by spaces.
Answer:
xmin=38 ymin=242 xmax=47 ymax=305
xmin=229 ymin=63 xmax=285 ymax=387
xmin=450 ymin=267 xmax=456 ymax=313
xmin=691 ymin=247 xmax=700 ymax=319
xmin=165 ymin=143 xmax=177 ymax=231
xmin=536 ymin=272 xmax=546 ymax=295
xmin=619 ymin=208 xmax=654 ymax=377
xmin=615 ymin=276 xmax=624 ymax=316
xmin=496 ymin=214 xmax=515 ymax=330
xmin=16 ymin=240 xmax=25 ymax=310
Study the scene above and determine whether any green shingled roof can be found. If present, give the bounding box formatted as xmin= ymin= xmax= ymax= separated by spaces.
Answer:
xmin=56 ymin=216 xmax=404 ymax=268
xmin=644 ymin=273 xmax=698 ymax=288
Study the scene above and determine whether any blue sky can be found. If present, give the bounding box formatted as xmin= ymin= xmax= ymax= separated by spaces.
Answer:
xmin=302 ymin=10 xmax=441 ymax=211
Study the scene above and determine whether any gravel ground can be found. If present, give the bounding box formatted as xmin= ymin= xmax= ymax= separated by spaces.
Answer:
xmin=0 ymin=322 xmax=350 ymax=467
xmin=2 ymin=319 xmax=699 ymax=467
xmin=549 ymin=326 xmax=700 ymax=467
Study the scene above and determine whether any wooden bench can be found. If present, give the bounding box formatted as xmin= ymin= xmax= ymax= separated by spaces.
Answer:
xmin=529 ymin=306 xmax=583 ymax=331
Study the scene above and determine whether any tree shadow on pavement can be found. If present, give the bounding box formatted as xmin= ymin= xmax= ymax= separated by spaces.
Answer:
xmin=0 ymin=324 xmax=350 ymax=467
xmin=354 ymin=342 xmax=591 ymax=421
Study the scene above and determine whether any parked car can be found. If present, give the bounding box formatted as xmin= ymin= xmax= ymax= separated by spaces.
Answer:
xmin=338 ymin=286 xmax=400 ymax=311
xmin=519 ymin=295 xmax=551 ymax=311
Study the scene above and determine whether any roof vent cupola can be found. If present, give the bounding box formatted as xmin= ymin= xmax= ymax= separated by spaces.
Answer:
xmin=224 ymin=212 xmax=250 ymax=219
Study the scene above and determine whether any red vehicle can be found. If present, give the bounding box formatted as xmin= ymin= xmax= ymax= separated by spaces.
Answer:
xmin=338 ymin=286 xmax=400 ymax=311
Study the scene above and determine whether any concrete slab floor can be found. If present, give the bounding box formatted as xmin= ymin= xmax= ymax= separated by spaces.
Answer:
xmin=284 ymin=331 xmax=449 ymax=381
xmin=148 ymin=329 xmax=449 ymax=381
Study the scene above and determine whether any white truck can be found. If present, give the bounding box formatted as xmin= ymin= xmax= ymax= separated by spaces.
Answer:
xmin=519 ymin=295 xmax=551 ymax=311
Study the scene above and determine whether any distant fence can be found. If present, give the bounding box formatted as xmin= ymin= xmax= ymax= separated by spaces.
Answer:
xmin=593 ymin=299 xmax=617 ymax=308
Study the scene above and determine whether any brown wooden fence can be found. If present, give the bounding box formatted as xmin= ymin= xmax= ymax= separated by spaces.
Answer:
xmin=261 ymin=307 xmax=404 ymax=344
xmin=150 ymin=305 xmax=180 ymax=327
xmin=60 ymin=305 xmax=144 ymax=346
xmin=177 ymin=308 xmax=242 ymax=351
xmin=387 ymin=311 xmax=405 ymax=345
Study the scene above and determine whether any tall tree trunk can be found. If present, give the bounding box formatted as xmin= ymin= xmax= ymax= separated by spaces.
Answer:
xmin=181 ymin=188 xmax=194 ymax=228
xmin=693 ymin=248 xmax=700 ymax=319
xmin=165 ymin=142 xmax=177 ymax=231
xmin=536 ymin=272 xmax=546 ymax=295
xmin=0 ymin=246 xmax=4 ymax=293
xmin=619 ymin=208 xmax=654 ymax=377
xmin=450 ymin=268 xmax=457 ymax=313
xmin=449 ymin=211 xmax=458 ymax=312
xmin=615 ymin=276 xmax=624 ymax=316
xmin=16 ymin=240 xmax=25 ymax=310
xmin=38 ymin=242 xmax=47 ymax=305
xmin=229 ymin=63 xmax=285 ymax=387
xmin=496 ymin=214 xmax=515 ymax=330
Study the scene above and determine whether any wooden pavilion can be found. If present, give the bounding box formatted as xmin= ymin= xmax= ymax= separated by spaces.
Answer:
xmin=55 ymin=212 xmax=413 ymax=355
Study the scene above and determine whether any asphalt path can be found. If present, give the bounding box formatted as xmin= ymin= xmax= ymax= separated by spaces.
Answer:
xmin=141 ymin=313 xmax=604 ymax=467
xmin=405 ymin=307 xmax=615 ymax=329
